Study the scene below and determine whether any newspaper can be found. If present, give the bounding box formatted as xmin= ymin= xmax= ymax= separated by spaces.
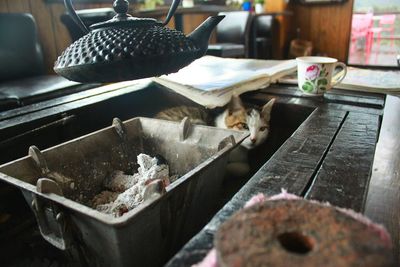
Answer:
xmin=153 ymin=56 xmax=297 ymax=108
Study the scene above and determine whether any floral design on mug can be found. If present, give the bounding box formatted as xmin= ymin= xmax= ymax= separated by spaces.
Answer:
xmin=302 ymin=64 xmax=329 ymax=93
xmin=305 ymin=65 xmax=320 ymax=80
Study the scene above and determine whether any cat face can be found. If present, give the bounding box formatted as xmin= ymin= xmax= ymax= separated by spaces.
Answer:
xmin=216 ymin=96 xmax=275 ymax=149
xmin=241 ymin=105 xmax=272 ymax=149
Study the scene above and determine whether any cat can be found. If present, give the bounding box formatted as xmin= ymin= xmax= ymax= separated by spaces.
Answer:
xmin=154 ymin=95 xmax=275 ymax=177
xmin=214 ymin=95 xmax=275 ymax=150
xmin=213 ymin=95 xmax=275 ymax=178
xmin=154 ymin=105 xmax=212 ymax=126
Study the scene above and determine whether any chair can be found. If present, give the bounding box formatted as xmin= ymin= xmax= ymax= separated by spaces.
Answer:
xmin=0 ymin=13 xmax=45 ymax=82
xmin=350 ymin=13 xmax=372 ymax=54
xmin=0 ymin=13 xmax=96 ymax=111
xmin=249 ymin=14 xmax=276 ymax=59
xmin=380 ymin=14 xmax=396 ymax=47
xmin=61 ymin=8 xmax=115 ymax=41
xmin=367 ymin=14 xmax=396 ymax=54
xmin=206 ymin=11 xmax=252 ymax=58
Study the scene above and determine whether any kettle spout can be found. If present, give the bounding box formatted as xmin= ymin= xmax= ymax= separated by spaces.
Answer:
xmin=188 ymin=15 xmax=225 ymax=55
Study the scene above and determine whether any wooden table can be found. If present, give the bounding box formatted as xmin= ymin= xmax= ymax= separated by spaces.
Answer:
xmin=165 ymin=85 xmax=400 ymax=267
xmin=365 ymin=95 xmax=400 ymax=265
xmin=0 ymin=82 xmax=398 ymax=266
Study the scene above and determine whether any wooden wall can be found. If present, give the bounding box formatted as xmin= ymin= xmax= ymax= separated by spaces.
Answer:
xmin=0 ymin=1 xmax=209 ymax=74
xmin=258 ymin=0 xmax=354 ymax=61
xmin=288 ymin=0 xmax=354 ymax=62
xmin=1 ymin=0 xmax=355 ymax=72
xmin=264 ymin=0 xmax=292 ymax=59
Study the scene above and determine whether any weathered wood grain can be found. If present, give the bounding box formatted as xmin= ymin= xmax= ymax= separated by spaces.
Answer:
xmin=0 ymin=1 xmax=9 ymax=11
xmin=28 ymin=0 xmax=58 ymax=74
xmin=165 ymin=90 xmax=392 ymax=267
xmin=49 ymin=3 xmax=72 ymax=55
xmin=246 ymin=87 xmax=384 ymax=116
xmin=288 ymin=0 xmax=354 ymax=61
xmin=0 ymin=81 xmax=150 ymax=133
xmin=166 ymin=108 xmax=347 ymax=266
xmin=0 ymin=80 xmax=392 ymax=264
xmin=265 ymin=0 xmax=291 ymax=59
xmin=244 ymin=108 xmax=346 ymax=196
xmin=365 ymin=95 xmax=400 ymax=266
xmin=258 ymin=85 xmax=385 ymax=109
xmin=6 ymin=0 xmax=30 ymax=12
xmin=305 ymin=112 xmax=380 ymax=212
xmin=182 ymin=14 xmax=209 ymax=35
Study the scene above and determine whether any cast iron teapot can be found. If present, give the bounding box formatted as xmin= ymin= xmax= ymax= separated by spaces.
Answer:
xmin=54 ymin=0 xmax=224 ymax=83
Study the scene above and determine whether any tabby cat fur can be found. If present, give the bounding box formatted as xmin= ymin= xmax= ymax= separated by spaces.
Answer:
xmin=155 ymin=95 xmax=275 ymax=177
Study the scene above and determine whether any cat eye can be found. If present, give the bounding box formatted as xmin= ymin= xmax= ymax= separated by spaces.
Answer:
xmin=260 ymin=126 xmax=267 ymax=131
xmin=242 ymin=124 xmax=249 ymax=130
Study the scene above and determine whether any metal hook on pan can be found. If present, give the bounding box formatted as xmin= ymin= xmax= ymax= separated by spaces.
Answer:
xmin=29 ymin=145 xmax=50 ymax=176
xmin=179 ymin=117 xmax=192 ymax=141
xmin=112 ymin=117 xmax=128 ymax=141
xmin=218 ymin=135 xmax=236 ymax=151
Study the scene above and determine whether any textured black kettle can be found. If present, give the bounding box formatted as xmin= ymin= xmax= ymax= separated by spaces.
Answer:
xmin=54 ymin=0 xmax=224 ymax=83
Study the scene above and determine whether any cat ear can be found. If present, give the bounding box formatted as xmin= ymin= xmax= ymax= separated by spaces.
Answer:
xmin=228 ymin=95 xmax=245 ymax=115
xmin=261 ymin=98 xmax=275 ymax=121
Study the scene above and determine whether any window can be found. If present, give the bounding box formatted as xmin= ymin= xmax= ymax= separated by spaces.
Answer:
xmin=348 ymin=0 xmax=400 ymax=67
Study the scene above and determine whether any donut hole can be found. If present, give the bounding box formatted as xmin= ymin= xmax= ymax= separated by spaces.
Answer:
xmin=277 ymin=232 xmax=314 ymax=254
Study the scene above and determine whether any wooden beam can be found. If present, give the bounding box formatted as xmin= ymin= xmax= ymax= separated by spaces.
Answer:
xmin=305 ymin=111 xmax=380 ymax=212
xmin=365 ymin=95 xmax=400 ymax=266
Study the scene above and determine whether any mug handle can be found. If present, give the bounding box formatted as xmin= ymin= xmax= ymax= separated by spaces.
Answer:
xmin=331 ymin=62 xmax=347 ymax=87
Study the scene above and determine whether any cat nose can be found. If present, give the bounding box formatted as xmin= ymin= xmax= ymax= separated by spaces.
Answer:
xmin=250 ymin=137 xmax=256 ymax=143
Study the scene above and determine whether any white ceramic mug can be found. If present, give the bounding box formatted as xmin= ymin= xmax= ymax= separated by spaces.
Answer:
xmin=296 ymin=56 xmax=347 ymax=96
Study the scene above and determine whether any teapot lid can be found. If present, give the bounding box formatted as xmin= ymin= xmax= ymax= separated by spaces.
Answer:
xmin=90 ymin=17 xmax=160 ymax=31
xmin=89 ymin=0 xmax=161 ymax=30
xmin=90 ymin=0 xmax=161 ymax=30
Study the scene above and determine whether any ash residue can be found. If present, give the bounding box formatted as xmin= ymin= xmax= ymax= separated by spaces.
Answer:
xmin=92 ymin=153 xmax=172 ymax=217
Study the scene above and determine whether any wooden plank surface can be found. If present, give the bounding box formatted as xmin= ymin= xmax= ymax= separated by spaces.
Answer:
xmin=305 ymin=112 xmax=380 ymax=212
xmin=260 ymin=85 xmax=385 ymax=109
xmin=0 ymin=81 xmax=150 ymax=132
xmin=243 ymin=108 xmax=347 ymax=197
xmin=365 ymin=95 xmax=400 ymax=266
xmin=167 ymin=107 xmax=347 ymax=266
xmin=166 ymin=90 xmax=391 ymax=267
xmin=247 ymin=87 xmax=384 ymax=116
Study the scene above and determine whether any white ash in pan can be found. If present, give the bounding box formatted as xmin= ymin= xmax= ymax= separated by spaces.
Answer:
xmin=92 ymin=153 xmax=172 ymax=217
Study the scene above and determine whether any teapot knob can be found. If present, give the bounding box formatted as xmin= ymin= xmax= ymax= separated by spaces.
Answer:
xmin=113 ymin=0 xmax=129 ymax=16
